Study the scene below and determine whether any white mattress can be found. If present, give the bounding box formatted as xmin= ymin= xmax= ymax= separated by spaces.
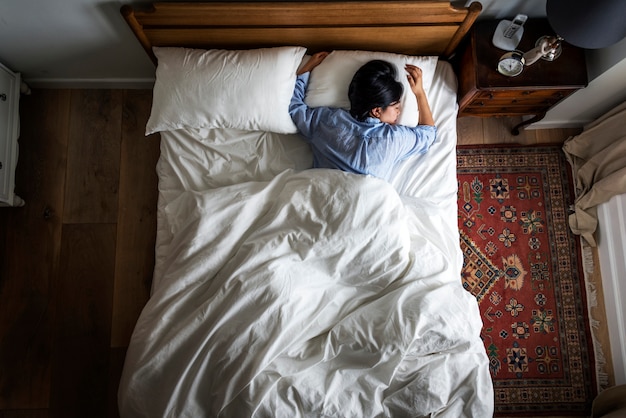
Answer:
xmin=118 ymin=61 xmax=494 ymax=417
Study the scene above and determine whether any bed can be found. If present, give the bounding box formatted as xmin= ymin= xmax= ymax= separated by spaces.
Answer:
xmin=118 ymin=2 xmax=493 ymax=417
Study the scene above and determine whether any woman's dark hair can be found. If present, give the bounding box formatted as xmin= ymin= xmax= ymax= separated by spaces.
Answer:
xmin=348 ymin=60 xmax=403 ymax=121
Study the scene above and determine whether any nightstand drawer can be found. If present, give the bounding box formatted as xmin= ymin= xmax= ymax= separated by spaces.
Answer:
xmin=465 ymin=89 xmax=571 ymax=110
xmin=474 ymin=89 xmax=567 ymax=101
xmin=462 ymin=103 xmax=555 ymax=116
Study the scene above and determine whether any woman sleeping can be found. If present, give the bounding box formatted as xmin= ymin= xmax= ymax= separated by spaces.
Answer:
xmin=289 ymin=52 xmax=436 ymax=182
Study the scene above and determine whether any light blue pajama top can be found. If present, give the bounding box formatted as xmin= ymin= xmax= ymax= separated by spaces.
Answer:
xmin=289 ymin=72 xmax=437 ymax=182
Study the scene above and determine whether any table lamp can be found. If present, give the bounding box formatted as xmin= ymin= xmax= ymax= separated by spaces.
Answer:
xmin=546 ymin=0 xmax=626 ymax=49
xmin=523 ymin=0 xmax=626 ymax=65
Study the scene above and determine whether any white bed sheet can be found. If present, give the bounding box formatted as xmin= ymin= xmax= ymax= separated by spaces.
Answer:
xmin=151 ymin=62 xmax=461 ymax=289
xmin=118 ymin=62 xmax=494 ymax=417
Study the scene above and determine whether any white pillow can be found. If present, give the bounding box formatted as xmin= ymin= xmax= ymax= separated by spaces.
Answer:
xmin=304 ymin=51 xmax=438 ymax=127
xmin=146 ymin=46 xmax=307 ymax=135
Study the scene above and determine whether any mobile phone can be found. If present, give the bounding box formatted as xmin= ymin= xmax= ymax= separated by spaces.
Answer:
xmin=503 ymin=14 xmax=527 ymax=39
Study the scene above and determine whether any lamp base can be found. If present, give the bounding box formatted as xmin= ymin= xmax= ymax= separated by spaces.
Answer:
xmin=536 ymin=35 xmax=562 ymax=61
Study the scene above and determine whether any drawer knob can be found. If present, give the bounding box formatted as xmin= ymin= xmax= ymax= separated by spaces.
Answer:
xmin=43 ymin=206 xmax=54 ymax=220
xmin=0 ymin=93 xmax=6 ymax=101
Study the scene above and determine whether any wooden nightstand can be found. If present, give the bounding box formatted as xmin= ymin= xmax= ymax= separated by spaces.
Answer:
xmin=456 ymin=19 xmax=587 ymax=134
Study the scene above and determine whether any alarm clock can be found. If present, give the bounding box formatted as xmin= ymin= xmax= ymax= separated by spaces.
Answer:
xmin=497 ymin=50 xmax=525 ymax=77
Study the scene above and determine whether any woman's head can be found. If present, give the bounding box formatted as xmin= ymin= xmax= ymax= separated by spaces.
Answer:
xmin=348 ymin=60 xmax=403 ymax=124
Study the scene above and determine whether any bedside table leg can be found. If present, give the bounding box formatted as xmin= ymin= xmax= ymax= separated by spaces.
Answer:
xmin=511 ymin=113 xmax=546 ymax=135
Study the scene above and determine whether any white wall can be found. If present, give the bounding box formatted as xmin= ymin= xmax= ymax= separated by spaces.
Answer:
xmin=463 ymin=0 xmax=546 ymax=19
xmin=0 ymin=0 xmax=155 ymax=88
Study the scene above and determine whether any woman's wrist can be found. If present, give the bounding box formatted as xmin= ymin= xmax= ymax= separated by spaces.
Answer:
xmin=413 ymin=90 xmax=426 ymax=100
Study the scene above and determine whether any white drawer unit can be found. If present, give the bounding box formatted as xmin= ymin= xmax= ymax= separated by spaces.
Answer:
xmin=0 ymin=62 xmax=23 ymax=207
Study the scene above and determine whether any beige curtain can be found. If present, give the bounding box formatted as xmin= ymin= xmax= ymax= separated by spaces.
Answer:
xmin=562 ymin=100 xmax=626 ymax=247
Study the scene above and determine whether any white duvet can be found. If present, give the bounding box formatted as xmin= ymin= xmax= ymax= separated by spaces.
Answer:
xmin=118 ymin=62 xmax=494 ymax=417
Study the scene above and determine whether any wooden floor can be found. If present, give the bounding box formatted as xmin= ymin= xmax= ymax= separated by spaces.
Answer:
xmin=0 ymin=89 xmax=609 ymax=417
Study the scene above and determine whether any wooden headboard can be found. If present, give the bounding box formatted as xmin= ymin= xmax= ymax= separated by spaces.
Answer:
xmin=121 ymin=1 xmax=482 ymax=65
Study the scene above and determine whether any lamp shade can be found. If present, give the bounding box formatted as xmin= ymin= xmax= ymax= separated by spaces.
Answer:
xmin=546 ymin=0 xmax=626 ymax=49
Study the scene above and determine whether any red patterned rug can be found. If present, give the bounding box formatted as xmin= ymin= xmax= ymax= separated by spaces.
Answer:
xmin=456 ymin=145 xmax=597 ymax=416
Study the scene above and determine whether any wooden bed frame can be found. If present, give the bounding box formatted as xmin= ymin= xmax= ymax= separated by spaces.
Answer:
xmin=121 ymin=1 xmax=482 ymax=65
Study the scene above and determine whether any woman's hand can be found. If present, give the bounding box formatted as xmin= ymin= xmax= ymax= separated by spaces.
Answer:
xmin=405 ymin=64 xmax=426 ymax=98
xmin=405 ymin=64 xmax=435 ymax=126
xmin=297 ymin=51 xmax=329 ymax=75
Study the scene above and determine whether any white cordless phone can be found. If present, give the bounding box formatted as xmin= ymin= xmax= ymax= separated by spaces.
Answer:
xmin=492 ymin=14 xmax=527 ymax=50
xmin=503 ymin=14 xmax=527 ymax=39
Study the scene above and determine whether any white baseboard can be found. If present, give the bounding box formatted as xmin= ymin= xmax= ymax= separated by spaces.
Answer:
xmin=596 ymin=193 xmax=626 ymax=386
xmin=525 ymin=119 xmax=591 ymax=130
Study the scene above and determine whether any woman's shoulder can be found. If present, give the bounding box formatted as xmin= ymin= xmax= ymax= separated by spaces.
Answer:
xmin=314 ymin=106 xmax=352 ymax=121
xmin=392 ymin=123 xmax=437 ymax=134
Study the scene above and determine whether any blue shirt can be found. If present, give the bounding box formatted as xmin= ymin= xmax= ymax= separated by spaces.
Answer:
xmin=289 ymin=72 xmax=437 ymax=181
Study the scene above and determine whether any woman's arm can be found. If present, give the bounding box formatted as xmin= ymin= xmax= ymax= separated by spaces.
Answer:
xmin=297 ymin=51 xmax=329 ymax=75
xmin=290 ymin=52 xmax=331 ymax=139
xmin=405 ymin=64 xmax=435 ymax=127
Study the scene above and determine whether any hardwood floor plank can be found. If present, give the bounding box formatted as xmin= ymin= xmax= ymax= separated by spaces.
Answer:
xmin=482 ymin=115 xmax=537 ymax=145
xmin=591 ymin=246 xmax=615 ymax=388
xmin=457 ymin=116 xmax=542 ymax=146
xmin=49 ymin=224 xmax=115 ymax=418
xmin=456 ymin=116 xmax=483 ymax=145
xmin=2 ymin=410 xmax=49 ymax=418
xmin=107 ymin=347 xmax=126 ymax=418
xmin=534 ymin=127 xmax=582 ymax=145
xmin=63 ymin=90 xmax=123 ymax=224
xmin=111 ymin=90 xmax=159 ymax=348
xmin=0 ymin=90 xmax=71 ymax=410
xmin=458 ymin=116 xmax=581 ymax=147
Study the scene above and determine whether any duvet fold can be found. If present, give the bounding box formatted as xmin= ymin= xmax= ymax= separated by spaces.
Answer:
xmin=119 ymin=170 xmax=492 ymax=417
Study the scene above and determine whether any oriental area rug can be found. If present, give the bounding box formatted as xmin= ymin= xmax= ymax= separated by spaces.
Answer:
xmin=456 ymin=145 xmax=597 ymax=416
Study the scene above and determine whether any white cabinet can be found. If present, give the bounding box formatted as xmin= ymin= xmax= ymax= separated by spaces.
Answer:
xmin=0 ymin=62 xmax=24 ymax=207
